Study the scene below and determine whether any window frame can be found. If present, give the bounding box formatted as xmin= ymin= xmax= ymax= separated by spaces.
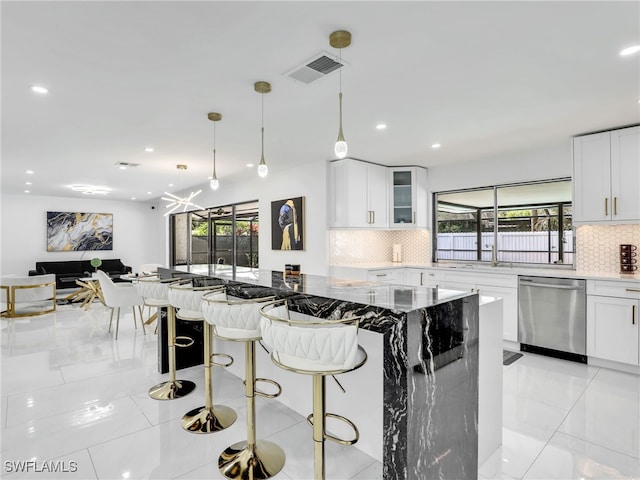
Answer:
xmin=432 ymin=178 xmax=574 ymax=268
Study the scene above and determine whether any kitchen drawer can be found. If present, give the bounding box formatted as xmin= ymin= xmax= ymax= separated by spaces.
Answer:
xmin=367 ymin=268 xmax=406 ymax=285
xmin=587 ymin=279 xmax=640 ymax=299
xmin=440 ymin=270 xmax=517 ymax=288
xmin=405 ymin=268 xmax=441 ymax=287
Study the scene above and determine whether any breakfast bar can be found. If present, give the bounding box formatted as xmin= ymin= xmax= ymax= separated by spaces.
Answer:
xmin=158 ymin=267 xmax=480 ymax=480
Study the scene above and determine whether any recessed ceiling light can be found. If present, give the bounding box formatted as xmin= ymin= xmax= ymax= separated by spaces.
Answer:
xmin=620 ymin=45 xmax=640 ymax=56
xmin=70 ymin=184 xmax=111 ymax=195
xmin=119 ymin=165 xmax=127 ymax=170
xmin=144 ymin=147 xmax=154 ymax=153
xmin=25 ymin=181 xmax=32 ymax=185
xmin=131 ymin=197 xmax=136 ymax=200
xmin=431 ymin=143 xmax=441 ymax=149
xmin=147 ymin=191 xmax=152 ymax=195
xmin=376 ymin=123 xmax=387 ymax=130
xmin=246 ymin=163 xmax=254 ymax=168
xmin=24 ymin=190 xmax=30 ymax=194
xmin=168 ymin=183 xmax=174 ymax=187
xmin=30 ymin=85 xmax=48 ymax=94
xmin=26 ymin=170 xmax=34 ymax=174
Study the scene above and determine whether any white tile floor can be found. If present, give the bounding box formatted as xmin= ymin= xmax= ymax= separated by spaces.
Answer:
xmin=1 ymin=303 xmax=639 ymax=479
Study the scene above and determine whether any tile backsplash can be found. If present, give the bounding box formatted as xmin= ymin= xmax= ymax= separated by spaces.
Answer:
xmin=329 ymin=229 xmax=431 ymax=264
xmin=576 ymin=224 xmax=640 ymax=273
xmin=330 ymin=225 xmax=640 ymax=274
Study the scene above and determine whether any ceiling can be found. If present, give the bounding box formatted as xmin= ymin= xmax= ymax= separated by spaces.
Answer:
xmin=2 ymin=1 xmax=639 ymax=202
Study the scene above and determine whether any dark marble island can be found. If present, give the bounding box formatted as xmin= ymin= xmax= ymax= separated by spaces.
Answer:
xmin=159 ymin=267 xmax=479 ymax=480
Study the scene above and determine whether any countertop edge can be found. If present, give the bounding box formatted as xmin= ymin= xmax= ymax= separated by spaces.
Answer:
xmin=330 ymin=263 xmax=640 ymax=283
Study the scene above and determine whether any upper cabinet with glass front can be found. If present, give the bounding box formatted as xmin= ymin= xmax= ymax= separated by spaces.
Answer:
xmin=389 ymin=167 xmax=428 ymax=228
xmin=573 ymin=125 xmax=640 ymax=224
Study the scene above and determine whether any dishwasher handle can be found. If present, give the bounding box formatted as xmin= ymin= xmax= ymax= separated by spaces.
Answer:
xmin=520 ymin=280 xmax=584 ymax=290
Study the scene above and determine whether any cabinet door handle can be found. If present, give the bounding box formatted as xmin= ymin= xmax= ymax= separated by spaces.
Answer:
xmin=376 ymin=273 xmax=387 ymax=277
xmin=372 ymin=211 xmax=375 ymax=224
xmin=633 ymin=304 xmax=636 ymax=325
xmin=367 ymin=211 xmax=372 ymax=224
xmin=614 ymin=197 xmax=618 ymax=216
xmin=420 ymin=272 xmax=424 ymax=286
xmin=626 ymin=288 xmax=640 ymax=293
xmin=605 ymin=198 xmax=608 ymax=216
xmin=413 ymin=212 xmax=416 ymax=224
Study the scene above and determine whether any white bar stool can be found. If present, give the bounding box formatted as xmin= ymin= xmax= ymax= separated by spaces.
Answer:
xmin=169 ymin=281 xmax=237 ymax=434
xmin=135 ymin=275 xmax=167 ymax=328
xmin=202 ymin=290 xmax=285 ymax=480
xmin=260 ymin=299 xmax=367 ymax=480
xmin=137 ymin=277 xmax=194 ymax=401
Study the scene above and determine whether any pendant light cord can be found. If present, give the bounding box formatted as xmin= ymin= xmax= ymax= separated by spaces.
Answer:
xmin=212 ymin=121 xmax=217 ymax=177
xmin=339 ymin=47 xmax=342 ymax=94
xmin=261 ymin=92 xmax=265 ymax=159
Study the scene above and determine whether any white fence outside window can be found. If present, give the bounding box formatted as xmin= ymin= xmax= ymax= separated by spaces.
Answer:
xmin=436 ymin=231 xmax=574 ymax=264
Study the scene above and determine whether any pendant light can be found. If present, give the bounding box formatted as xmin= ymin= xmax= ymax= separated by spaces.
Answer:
xmin=207 ymin=112 xmax=221 ymax=190
xmin=330 ymin=30 xmax=351 ymax=159
xmin=254 ymin=81 xmax=271 ymax=178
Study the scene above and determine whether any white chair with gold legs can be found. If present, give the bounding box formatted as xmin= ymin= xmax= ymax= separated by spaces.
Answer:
xmin=1 ymin=274 xmax=56 ymax=318
xmin=202 ymin=290 xmax=285 ymax=480
xmin=260 ymin=299 xmax=367 ymax=480
xmin=169 ymin=281 xmax=237 ymax=433
xmin=95 ymin=270 xmax=144 ymax=340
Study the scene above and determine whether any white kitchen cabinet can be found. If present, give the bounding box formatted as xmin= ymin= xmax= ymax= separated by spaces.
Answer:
xmin=587 ymin=280 xmax=640 ymax=366
xmin=438 ymin=269 xmax=518 ymax=342
xmin=573 ymin=126 xmax=640 ymax=224
xmin=329 ymin=158 xmax=388 ymax=228
xmin=389 ymin=167 xmax=428 ymax=228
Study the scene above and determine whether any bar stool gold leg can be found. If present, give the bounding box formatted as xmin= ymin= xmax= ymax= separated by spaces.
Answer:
xmin=219 ymin=340 xmax=285 ymax=479
xmin=148 ymin=306 xmax=196 ymax=400
xmin=313 ymin=375 xmax=326 ymax=480
xmin=182 ymin=321 xmax=237 ymax=433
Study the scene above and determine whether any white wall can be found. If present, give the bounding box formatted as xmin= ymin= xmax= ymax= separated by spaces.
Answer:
xmin=186 ymin=159 xmax=329 ymax=275
xmin=425 ymin=141 xmax=572 ymax=231
xmin=0 ymin=193 xmax=164 ymax=276
xmin=427 ymin=141 xmax=572 ymax=193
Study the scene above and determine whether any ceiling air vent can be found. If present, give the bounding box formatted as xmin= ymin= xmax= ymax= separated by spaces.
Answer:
xmin=114 ymin=162 xmax=140 ymax=168
xmin=285 ymin=51 xmax=346 ymax=84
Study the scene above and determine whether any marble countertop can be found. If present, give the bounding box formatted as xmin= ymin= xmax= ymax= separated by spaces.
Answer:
xmin=331 ymin=262 xmax=640 ymax=283
xmin=170 ymin=266 xmax=474 ymax=313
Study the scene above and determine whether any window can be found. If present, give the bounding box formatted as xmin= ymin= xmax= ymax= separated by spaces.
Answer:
xmin=434 ymin=179 xmax=573 ymax=265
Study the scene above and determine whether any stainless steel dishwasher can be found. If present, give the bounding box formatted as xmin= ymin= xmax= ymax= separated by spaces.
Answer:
xmin=518 ymin=276 xmax=587 ymax=363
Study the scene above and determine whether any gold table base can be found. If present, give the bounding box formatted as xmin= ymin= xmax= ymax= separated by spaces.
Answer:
xmin=64 ymin=279 xmax=105 ymax=310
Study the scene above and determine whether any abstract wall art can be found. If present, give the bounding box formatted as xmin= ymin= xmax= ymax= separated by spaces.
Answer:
xmin=46 ymin=212 xmax=113 ymax=251
xmin=271 ymin=197 xmax=304 ymax=250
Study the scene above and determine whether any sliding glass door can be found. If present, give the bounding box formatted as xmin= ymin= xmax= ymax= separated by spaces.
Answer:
xmin=169 ymin=200 xmax=259 ymax=274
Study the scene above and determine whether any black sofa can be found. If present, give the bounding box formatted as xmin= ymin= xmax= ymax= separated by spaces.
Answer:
xmin=29 ymin=259 xmax=132 ymax=290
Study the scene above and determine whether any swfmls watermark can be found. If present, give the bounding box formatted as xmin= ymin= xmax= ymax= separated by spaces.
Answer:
xmin=4 ymin=460 xmax=78 ymax=474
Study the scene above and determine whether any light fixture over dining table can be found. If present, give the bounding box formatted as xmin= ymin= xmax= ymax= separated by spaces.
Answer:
xmin=161 ymin=164 xmax=204 ymax=216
